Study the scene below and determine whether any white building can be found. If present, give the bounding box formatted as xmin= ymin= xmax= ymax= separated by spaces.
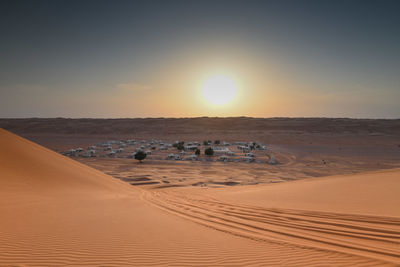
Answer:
xmin=212 ymin=147 xmax=231 ymax=154
xmin=237 ymin=145 xmax=250 ymax=152
xmin=184 ymin=145 xmax=198 ymax=151
xmin=167 ymin=153 xmax=176 ymax=159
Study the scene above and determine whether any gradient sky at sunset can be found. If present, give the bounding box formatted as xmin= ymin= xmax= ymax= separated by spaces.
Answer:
xmin=1 ymin=0 xmax=399 ymax=118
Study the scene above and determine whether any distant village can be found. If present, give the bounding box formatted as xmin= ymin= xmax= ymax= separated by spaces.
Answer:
xmin=63 ymin=139 xmax=276 ymax=164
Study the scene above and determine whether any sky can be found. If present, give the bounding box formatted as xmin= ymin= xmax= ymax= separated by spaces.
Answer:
xmin=0 ymin=0 xmax=399 ymax=118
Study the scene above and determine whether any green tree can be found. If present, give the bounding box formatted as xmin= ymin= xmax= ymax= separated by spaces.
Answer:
xmin=195 ymin=148 xmax=201 ymax=155
xmin=134 ymin=151 xmax=147 ymax=163
xmin=205 ymin=147 xmax=214 ymax=156
xmin=214 ymin=140 xmax=220 ymax=145
xmin=173 ymin=141 xmax=185 ymax=150
xmin=176 ymin=143 xmax=184 ymax=151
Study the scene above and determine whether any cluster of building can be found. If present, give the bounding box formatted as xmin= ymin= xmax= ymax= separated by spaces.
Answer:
xmin=63 ymin=139 xmax=276 ymax=165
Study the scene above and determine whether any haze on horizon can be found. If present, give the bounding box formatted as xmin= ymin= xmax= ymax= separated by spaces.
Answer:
xmin=0 ymin=0 xmax=399 ymax=119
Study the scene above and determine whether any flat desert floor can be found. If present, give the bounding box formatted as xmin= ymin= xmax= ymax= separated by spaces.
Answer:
xmin=1 ymin=118 xmax=400 ymax=266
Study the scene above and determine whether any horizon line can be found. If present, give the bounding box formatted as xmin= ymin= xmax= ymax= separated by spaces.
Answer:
xmin=0 ymin=116 xmax=399 ymax=120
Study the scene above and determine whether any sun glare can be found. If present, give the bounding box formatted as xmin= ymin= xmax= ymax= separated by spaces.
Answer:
xmin=202 ymin=75 xmax=238 ymax=106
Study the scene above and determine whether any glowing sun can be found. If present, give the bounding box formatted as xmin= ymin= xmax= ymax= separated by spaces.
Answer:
xmin=202 ymin=75 xmax=238 ymax=105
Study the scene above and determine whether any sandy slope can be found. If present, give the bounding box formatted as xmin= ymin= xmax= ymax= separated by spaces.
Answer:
xmin=147 ymin=170 xmax=400 ymax=265
xmin=206 ymin=169 xmax=400 ymax=217
xmin=0 ymin=128 xmax=398 ymax=266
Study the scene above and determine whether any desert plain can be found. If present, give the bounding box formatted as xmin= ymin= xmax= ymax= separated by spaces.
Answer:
xmin=1 ymin=117 xmax=400 ymax=266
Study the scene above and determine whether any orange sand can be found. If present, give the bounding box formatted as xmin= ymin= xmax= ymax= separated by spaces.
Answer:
xmin=1 ymin=128 xmax=399 ymax=266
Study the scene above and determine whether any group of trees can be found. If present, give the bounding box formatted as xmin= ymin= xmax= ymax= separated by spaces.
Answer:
xmin=204 ymin=147 xmax=214 ymax=156
xmin=193 ymin=147 xmax=214 ymax=156
xmin=173 ymin=141 xmax=185 ymax=151
xmin=133 ymin=139 xmax=264 ymax=163
xmin=135 ymin=140 xmax=218 ymax=163
xmin=249 ymin=142 xmax=261 ymax=150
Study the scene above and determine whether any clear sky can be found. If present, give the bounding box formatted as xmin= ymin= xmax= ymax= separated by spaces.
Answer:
xmin=1 ymin=0 xmax=399 ymax=118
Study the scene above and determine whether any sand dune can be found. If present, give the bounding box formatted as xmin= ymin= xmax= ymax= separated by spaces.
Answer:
xmin=207 ymin=169 xmax=400 ymax=216
xmin=146 ymin=169 xmax=400 ymax=264
xmin=0 ymin=128 xmax=399 ymax=266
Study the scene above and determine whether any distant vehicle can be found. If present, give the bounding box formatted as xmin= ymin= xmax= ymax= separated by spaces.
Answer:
xmin=87 ymin=149 xmax=96 ymax=157
xmin=218 ymin=155 xmax=228 ymax=162
xmin=166 ymin=153 xmax=181 ymax=160
xmin=187 ymin=155 xmax=198 ymax=161
xmin=64 ymin=149 xmax=76 ymax=156
xmin=268 ymin=156 xmax=276 ymax=165
xmin=82 ymin=149 xmax=96 ymax=158
xmin=244 ymin=156 xmax=255 ymax=162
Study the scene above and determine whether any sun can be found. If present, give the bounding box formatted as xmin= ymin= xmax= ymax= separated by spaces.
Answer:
xmin=202 ymin=75 xmax=238 ymax=105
